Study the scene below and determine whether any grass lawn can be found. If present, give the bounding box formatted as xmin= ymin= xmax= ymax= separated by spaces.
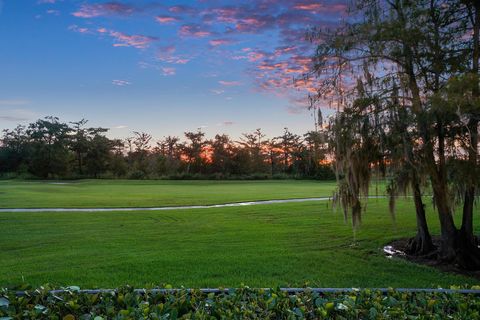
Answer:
xmin=0 ymin=180 xmax=479 ymax=288
xmin=0 ymin=179 xmax=341 ymax=208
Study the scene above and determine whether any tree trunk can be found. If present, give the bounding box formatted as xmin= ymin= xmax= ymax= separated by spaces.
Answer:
xmin=461 ymin=184 xmax=476 ymax=243
xmin=401 ymin=31 xmax=460 ymax=265
xmin=351 ymin=197 xmax=362 ymax=228
xmin=459 ymin=198 xmax=480 ymax=269
xmin=406 ymin=178 xmax=434 ymax=255
xmin=430 ymin=179 xmax=458 ymax=260
xmin=397 ymin=102 xmax=435 ymax=256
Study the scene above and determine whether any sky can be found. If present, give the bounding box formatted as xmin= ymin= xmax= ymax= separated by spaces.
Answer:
xmin=0 ymin=0 xmax=346 ymax=139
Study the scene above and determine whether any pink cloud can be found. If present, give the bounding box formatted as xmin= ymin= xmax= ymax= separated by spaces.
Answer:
xmin=276 ymin=11 xmax=314 ymax=27
xmin=209 ymin=38 xmax=235 ymax=47
xmin=38 ymin=0 xmax=61 ymax=3
xmin=179 ymin=24 xmax=212 ymax=38
xmin=68 ymin=24 xmax=90 ymax=34
xmin=202 ymin=6 xmax=278 ymax=33
xmin=66 ymin=0 xmax=344 ymax=105
xmin=294 ymin=3 xmax=347 ymax=13
xmin=175 ymin=58 xmax=190 ymax=64
xmin=108 ymin=30 xmax=157 ymax=49
xmin=203 ymin=7 xmax=238 ymax=24
xmin=274 ymin=45 xmax=297 ymax=56
xmin=219 ymin=80 xmax=242 ymax=86
xmin=72 ymin=2 xmax=134 ymax=18
xmin=161 ymin=67 xmax=176 ymax=76
xmin=157 ymin=46 xmax=192 ymax=64
xmin=168 ymin=5 xmax=197 ymax=15
xmin=258 ymin=61 xmax=288 ymax=71
xmin=294 ymin=3 xmax=324 ymax=11
xmin=247 ymin=51 xmax=266 ymax=62
xmin=70 ymin=26 xmax=157 ymax=49
xmin=235 ymin=16 xmax=273 ymax=33
xmin=155 ymin=16 xmax=180 ymax=24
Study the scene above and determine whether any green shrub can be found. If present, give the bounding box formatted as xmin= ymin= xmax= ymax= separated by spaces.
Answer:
xmin=1 ymin=286 xmax=480 ymax=319
xmin=128 ymin=170 xmax=147 ymax=180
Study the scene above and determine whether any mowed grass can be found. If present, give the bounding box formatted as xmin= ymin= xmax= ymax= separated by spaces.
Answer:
xmin=0 ymin=189 xmax=479 ymax=288
xmin=0 ymin=179 xmax=341 ymax=208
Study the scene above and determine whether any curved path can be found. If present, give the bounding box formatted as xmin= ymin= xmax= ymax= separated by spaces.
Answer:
xmin=0 ymin=197 xmax=333 ymax=213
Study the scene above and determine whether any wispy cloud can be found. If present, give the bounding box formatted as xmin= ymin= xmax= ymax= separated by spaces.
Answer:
xmin=68 ymin=24 xmax=91 ymax=34
xmin=65 ymin=0 xmax=346 ymax=106
xmin=112 ymin=79 xmax=131 ymax=86
xmin=169 ymin=5 xmax=196 ymax=15
xmin=210 ymin=89 xmax=225 ymax=95
xmin=72 ymin=2 xmax=135 ymax=18
xmin=156 ymin=46 xmax=192 ymax=64
xmin=109 ymin=30 xmax=156 ymax=49
xmin=0 ymin=109 xmax=36 ymax=122
xmin=219 ymin=80 xmax=242 ymax=86
xmin=38 ymin=0 xmax=61 ymax=4
xmin=179 ymin=24 xmax=212 ymax=38
xmin=46 ymin=9 xmax=60 ymax=16
xmin=161 ymin=67 xmax=176 ymax=76
xmin=293 ymin=2 xmax=347 ymax=13
xmin=209 ymin=38 xmax=235 ymax=47
xmin=155 ymin=15 xmax=180 ymax=24
xmin=0 ymin=99 xmax=29 ymax=106
xmin=70 ymin=25 xmax=157 ymax=49
xmin=246 ymin=50 xmax=267 ymax=62
xmin=138 ymin=61 xmax=180 ymax=76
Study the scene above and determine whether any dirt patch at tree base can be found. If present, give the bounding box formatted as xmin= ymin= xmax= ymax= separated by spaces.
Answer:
xmin=388 ymin=237 xmax=480 ymax=281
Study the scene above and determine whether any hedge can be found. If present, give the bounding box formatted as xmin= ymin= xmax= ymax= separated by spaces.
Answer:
xmin=1 ymin=286 xmax=480 ymax=319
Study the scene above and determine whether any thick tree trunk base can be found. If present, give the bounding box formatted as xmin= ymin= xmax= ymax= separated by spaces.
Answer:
xmin=405 ymin=233 xmax=435 ymax=256
xmin=453 ymin=233 xmax=480 ymax=271
xmin=389 ymin=235 xmax=480 ymax=277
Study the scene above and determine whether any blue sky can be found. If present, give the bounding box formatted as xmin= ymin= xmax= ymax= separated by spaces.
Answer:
xmin=0 ymin=0 xmax=346 ymax=139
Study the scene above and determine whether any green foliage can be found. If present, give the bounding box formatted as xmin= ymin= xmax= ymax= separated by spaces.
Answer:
xmin=1 ymin=286 xmax=480 ymax=319
xmin=311 ymin=0 xmax=480 ymax=263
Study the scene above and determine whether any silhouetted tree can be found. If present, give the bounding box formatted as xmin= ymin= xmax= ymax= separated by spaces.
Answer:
xmin=0 ymin=118 xmax=336 ymax=180
xmin=0 ymin=125 xmax=29 ymax=174
xmin=210 ymin=134 xmax=234 ymax=175
xmin=27 ymin=116 xmax=71 ymax=178
xmin=183 ymin=129 xmax=206 ymax=174
xmin=312 ymin=0 xmax=480 ymax=267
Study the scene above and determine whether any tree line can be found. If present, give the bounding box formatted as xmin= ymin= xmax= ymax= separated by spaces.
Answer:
xmin=0 ymin=116 xmax=334 ymax=180
xmin=311 ymin=0 xmax=480 ymax=269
